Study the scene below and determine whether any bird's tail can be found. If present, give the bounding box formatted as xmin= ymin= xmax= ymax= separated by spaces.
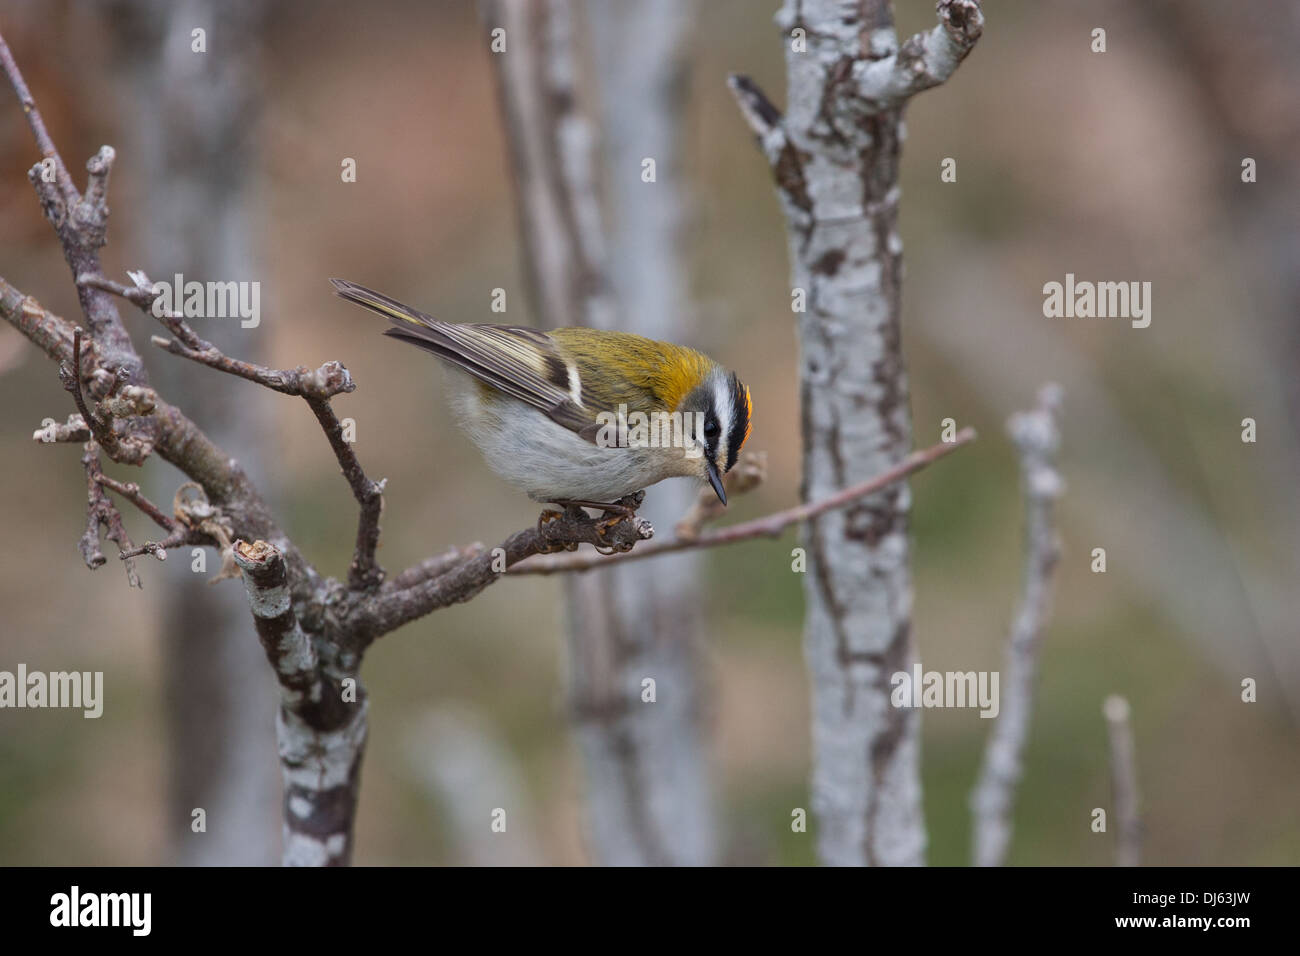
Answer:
xmin=330 ymin=278 xmax=438 ymax=329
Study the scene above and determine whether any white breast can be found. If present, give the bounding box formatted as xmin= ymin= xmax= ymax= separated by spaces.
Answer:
xmin=451 ymin=378 xmax=683 ymax=503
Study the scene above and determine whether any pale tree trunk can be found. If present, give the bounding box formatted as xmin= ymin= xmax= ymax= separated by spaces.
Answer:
xmin=730 ymin=0 xmax=983 ymax=865
xmin=107 ymin=0 xmax=280 ymax=865
xmin=484 ymin=0 xmax=717 ymax=864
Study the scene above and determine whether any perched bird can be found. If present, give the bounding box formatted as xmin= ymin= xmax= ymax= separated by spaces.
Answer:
xmin=331 ymin=279 xmax=752 ymax=510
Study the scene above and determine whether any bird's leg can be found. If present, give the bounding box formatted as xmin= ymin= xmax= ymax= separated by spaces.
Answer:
xmin=580 ymin=492 xmax=647 ymax=552
xmin=535 ymin=507 xmax=579 ymax=553
xmin=540 ymin=492 xmax=646 ymax=554
xmin=550 ymin=494 xmax=639 ymax=518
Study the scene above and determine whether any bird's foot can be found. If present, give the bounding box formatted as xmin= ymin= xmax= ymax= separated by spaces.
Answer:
xmin=545 ymin=492 xmax=648 ymax=555
xmin=592 ymin=494 xmax=647 ymax=554
xmin=551 ymin=491 xmax=644 ymax=519
xmin=535 ymin=508 xmax=579 ymax=553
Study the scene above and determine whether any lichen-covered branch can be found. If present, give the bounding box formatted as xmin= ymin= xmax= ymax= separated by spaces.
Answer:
xmin=852 ymin=0 xmax=984 ymax=111
xmin=730 ymin=0 xmax=984 ymax=866
xmin=970 ymin=385 xmax=1064 ymax=867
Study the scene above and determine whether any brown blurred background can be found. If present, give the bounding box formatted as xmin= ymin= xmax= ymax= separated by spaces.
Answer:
xmin=1 ymin=0 xmax=1297 ymax=865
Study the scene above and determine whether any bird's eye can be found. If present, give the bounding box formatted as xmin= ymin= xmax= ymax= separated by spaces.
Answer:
xmin=704 ymin=420 xmax=720 ymax=438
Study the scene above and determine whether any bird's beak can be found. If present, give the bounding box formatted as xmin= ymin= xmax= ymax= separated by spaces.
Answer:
xmin=705 ymin=459 xmax=727 ymax=506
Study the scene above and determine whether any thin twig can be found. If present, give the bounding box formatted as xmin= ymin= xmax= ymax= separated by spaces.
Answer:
xmin=150 ymin=334 xmax=354 ymax=399
xmin=511 ymin=429 xmax=976 ymax=575
xmin=80 ymin=268 xmax=206 ymax=351
xmin=674 ymin=449 xmax=766 ymax=540
xmin=1104 ymin=695 xmax=1142 ymax=867
xmin=970 ymin=384 xmax=1065 ymax=867
xmin=32 ymin=413 xmax=90 ymax=444
xmin=79 ymin=442 xmax=140 ymax=587
xmin=58 ymin=329 xmax=101 ymax=441
xmin=94 ymin=473 xmax=176 ymax=530
xmin=304 ymin=396 xmax=386 ymax=589
xmin=0 ymin=30 xmax=75 ymax=204
xmin=77 ymin=271 xmax=157 ymax=309
xmin=146 ymin=321 xmax=386 ymax=586
xmin=55 ymin=326 xmax=155 ymax=465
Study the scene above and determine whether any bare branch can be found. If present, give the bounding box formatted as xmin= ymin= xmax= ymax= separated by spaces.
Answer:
xmin=853 ymin=0 xmax=984 ymax=111
xmin=57 ymin=329 xmax=110 ymax=447
xmin=232 ymin=540 xmax=319 ymax=705
xmin=150 ymin=333 xmax=355 ymax=400
xmin=726 ymin=73 xmax=789 ymax=164
xmin=0 ymin=28 xmax=383 ymax=865
xmin=79 ymin=443 xmax=140 ymax=587
xmin=513 ymin=429 xmax=976 ymax=575
xmin=0 ymin=273 xmax=318 ymax=597
xmin=303 ymin=395 xmax=386 ymax=590
xmin=143 ymin=313 xmax=385 ymax=588
xmin=117 ymin=529 xmax=205 ymax=562
xmin=32 ymin=413 xmax=90 ymax=444
xmin=77 ymin=270 xmax=158 ymax=310
xmin=0 ymin=275 xmax=77 ymax=363
xmin=81 ymin=267 xmax=208 ymax=348
xmin=94 ymin=473 xmax=176 ymax=531
xmin=356 ymin=506 xmax=655 ymax=638
xmin=388 ymin=544 xmax=484 ymax=591
xmin=0 ymin=30 xmax=76 ymax=205
xmin=1104 ymin=695 xmax=1142 ymax=867
xmin=970 ymin=384 xmax=1065 ymax=867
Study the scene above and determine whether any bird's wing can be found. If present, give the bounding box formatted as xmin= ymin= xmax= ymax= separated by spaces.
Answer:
xmin=330 ymin=278 xmax=596 ymax=435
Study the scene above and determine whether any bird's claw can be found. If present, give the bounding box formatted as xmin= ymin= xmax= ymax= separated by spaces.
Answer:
xmin=592 ymin=515 xmax=636 ymax=554
xmin=537 ymin=492 xmax=649 ymax=554
xmin=535 ymin=508 xmax=579 ymax=554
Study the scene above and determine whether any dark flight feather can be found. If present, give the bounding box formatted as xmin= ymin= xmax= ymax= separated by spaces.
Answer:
xmin=331 ymin=278 xmax=595 ymax=436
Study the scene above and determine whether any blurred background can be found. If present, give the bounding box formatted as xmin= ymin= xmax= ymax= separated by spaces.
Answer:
xmin=1 ymin=0 xmax=1297 ymax=865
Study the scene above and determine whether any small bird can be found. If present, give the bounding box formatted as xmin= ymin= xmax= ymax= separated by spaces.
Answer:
xmin=331 ymin=279 xmax=752 ymax=511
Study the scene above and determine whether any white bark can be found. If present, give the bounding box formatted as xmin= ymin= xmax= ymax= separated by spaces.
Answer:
xmin=731 ymin=0 xmax=983 ymax=865
xmin=970 ymin=384 xmax=1064 ymax=866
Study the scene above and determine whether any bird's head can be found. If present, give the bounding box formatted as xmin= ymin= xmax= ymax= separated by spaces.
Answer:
xmin=677 ymin=366 xmax=753 ymax=505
